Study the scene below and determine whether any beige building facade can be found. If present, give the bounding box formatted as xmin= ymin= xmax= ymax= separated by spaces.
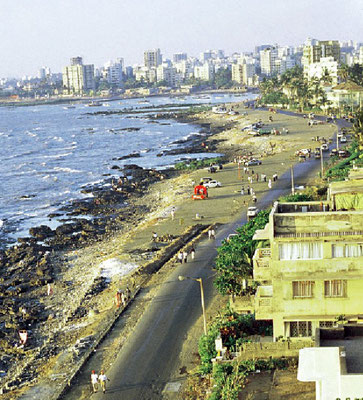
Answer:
xmin=252 ymin=178 xmax=363 ymax=340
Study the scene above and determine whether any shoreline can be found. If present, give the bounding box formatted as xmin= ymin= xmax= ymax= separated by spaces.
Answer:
xmin=0 ymin=88 xmax=254 ymax=108
xmin=0 ymin=104 xmax=338 ymax=398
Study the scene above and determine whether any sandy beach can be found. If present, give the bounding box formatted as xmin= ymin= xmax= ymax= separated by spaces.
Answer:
xmin=1 ymin=104 xmax=337 ymax=399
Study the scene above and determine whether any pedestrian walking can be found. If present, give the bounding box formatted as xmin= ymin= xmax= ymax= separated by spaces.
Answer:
xmin=211 ymin=228 xmax=216 ymax=239
xmin=177 ymin=252 xmax=183 ymax=264
xmin=190 ymin=246 xmax=195 ymax=260
xmin=240 ymin=186 xmax=244 ymax=196
xmin=247 ymin=186 xmax=250 ymax=195
xmin=152 ymin=231 xmax=158 ymax=241
xmin=208 ymin=229 xmax=212 ymax=239
xmin=268 ymin=179 xmax=272 ymax=189
xmin=91 ymin=370 xmax=99 ymax=393
xmin=253 ymin=195 xmax=257 ymax=203
xmin=98 ymin=370 xmax=110 ymax=394
xmin=183 ymin=251 xmax=188 ymax=263
xmin=171 ymin=207 xmax=175 ymax=220
xmin=121 ymin=291 xmax=127 ymax=307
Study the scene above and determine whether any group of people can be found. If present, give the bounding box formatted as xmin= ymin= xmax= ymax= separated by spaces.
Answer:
xmin=91 ymin=370 xmax=110 ymax=394
xmin=208 ymin=228 xmax=216 ymax=239
xmin=177 ymin=246 xmax=195 ymax=263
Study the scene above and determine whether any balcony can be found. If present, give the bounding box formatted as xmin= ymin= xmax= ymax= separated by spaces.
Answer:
xmin=253 ymin=248 xmax=271 ymax=281
xmin=255 ymin=285 xmax=273 ymax=319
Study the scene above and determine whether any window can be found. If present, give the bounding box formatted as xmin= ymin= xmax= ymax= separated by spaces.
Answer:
xmin=324 ymin=280 xmax=346 ymax=297
xmin=332 ymin=243 xmax=363 ymax=258
xmin=290 ymin=321 xmax=312 ymax=337
xmin=292 ymin=281 xmax=314 ymax=298
xmin=319 ymin=321 xmax=334 ymax=328
xmin=279 ymin=242 xmax=322 ymax=260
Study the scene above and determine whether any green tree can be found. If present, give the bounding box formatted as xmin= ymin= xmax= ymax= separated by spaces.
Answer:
xmin=214 ymin=211 xmax=269 ymax=296
xmin=213 ymin=67 xmax=233 ymax=89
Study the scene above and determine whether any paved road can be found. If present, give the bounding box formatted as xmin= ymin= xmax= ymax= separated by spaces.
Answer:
xmin=74 ymin=116 xmax=350 ymax=399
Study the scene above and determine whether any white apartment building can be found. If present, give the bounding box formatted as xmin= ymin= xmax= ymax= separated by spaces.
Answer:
xmin=304 ymin=56 xmax=338 ymax=84
xmin=194 ymin=63 xmax=215 ymax=81
xmin=173 ymin=60 xmax=194 ymax=80
xmin=156 ymin=65 xmax=181 ymax=87
xmin=260 ymin=47 xmax=278 ymax=76
xmin=134 ymin=66 xmax=157 ymax=83
xmin=103 ymin=58 xmax=124 ymax=87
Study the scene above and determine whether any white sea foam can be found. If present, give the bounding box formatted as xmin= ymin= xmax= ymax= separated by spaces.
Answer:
xmin=53 ymin=167 xmax=81 ymax=174
xmin=0 ymin=219 xmax=4 ymax=229
xmin=99 ymin=258 xmax=138 ymax=279
xmin=52 ymin=136 xmax=64 ymax=142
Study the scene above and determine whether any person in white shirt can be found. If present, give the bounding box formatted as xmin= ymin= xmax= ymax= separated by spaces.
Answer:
xmin=90 ymin=370 xmax=98 ymax=393
xmin=98 ymin=370 xmax=110 ymax=394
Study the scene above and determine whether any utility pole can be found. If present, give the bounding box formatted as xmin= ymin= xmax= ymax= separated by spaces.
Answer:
xmin=291 ymin=165 xmax=295 ymax=195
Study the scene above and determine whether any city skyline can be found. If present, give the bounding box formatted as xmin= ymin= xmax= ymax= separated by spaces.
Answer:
xmin=1 ymin=0 xmax=363 ymax=77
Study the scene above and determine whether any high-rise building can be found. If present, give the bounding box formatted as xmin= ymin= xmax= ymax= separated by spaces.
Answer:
xmin=173 ymin=53 xmax=188 ymax=63
xmin=194 ymin=63 xmax=215 ymax=81
xmin=144 ymin=49 xmax=162 ymax=68
xmin=104 ymin=58 xmax=124 ymax=87
xmin=302 ymin=40 xmax=341 ymax=66
xmin=232 ymin=57 xmax=255 ymax=85
xmin=70 ymin=56 xmax=83 ymax=66
xmin=260 ymin=47 xmax=278 ymax=76
xmin=62 ymin=58 xmax=95 ymax=94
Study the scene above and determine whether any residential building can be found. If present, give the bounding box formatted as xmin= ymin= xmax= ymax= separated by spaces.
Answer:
xmin=156 ymin=65 xmax=181 ymax=87
xmin=360 ymin=46 xmax=363 ymax=64
xmin=260 ymin=47 xmax=278 ymax=76
xmin=62 ymin=57 xmax=95 ymax=94
xmin=194 ymin=62 xmax=215 ymax=81
xmin=232 ymin=57 xmax=255 ymax=85
xmin=104 ymin=58 xmax=124 ymax=87
xmin=326 ymin=81 xmax=363 ymax=110
xmin=134 ymin=66 xmax=157 ymax=83
xmin=302 ymin=40 xmax=341 ymax=66
xmin=173 ymin=60 xmax=194 ymax=80
xmin=304 ymin=56 xmax=338 ymax=84
xmin=252 ymin=176 xmax=363 ymax=340
xmin=144 ymin=49 xmax=162 ymax=68
xmin=173 ymin=53 xmax=187 ymax=63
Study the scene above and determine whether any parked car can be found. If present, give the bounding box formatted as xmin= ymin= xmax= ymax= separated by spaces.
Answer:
xmin=321 ymin=143 xmax=329 ymax=151
xmin=330 ymin=148 xmax=338 ymax=157
xmin=340 ymin=136 xmax=347 ymax=143
xmin=337 ymin=131 xmax=344 ymax=139
xmin=204 ymin=180 xmax=222 ymax=188
xmin=247 ymin=206 xmax=259 ymax=220
xmin=338 ymin=150 xmax=349 ymax=158
xmin=245 ymin=159 xmax=262 ymax=166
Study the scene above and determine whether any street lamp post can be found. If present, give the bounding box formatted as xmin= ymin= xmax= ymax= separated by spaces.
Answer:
xmin=178 ymin=275 xmax=207 ymax=335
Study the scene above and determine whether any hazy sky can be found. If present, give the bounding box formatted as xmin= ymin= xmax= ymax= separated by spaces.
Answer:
xmin=1 ymin=0 xmax=363 ymax=77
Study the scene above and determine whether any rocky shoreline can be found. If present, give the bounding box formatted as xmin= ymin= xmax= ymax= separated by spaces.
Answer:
xmin=0 ymin=104 xmax=237 ymax=394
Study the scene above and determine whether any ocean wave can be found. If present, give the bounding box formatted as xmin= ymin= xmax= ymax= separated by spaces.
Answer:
xmin=0 ymin=219 xmax=4 ymax=229
xmin=42 ymin=152 xmax=72 ymax=159
xmin=52 ymin=136 xmax=64 ymax=142
xmin=53 ymin=167 xmax=82 ymax=173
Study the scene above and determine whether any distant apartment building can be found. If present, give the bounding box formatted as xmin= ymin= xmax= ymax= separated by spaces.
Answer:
xmin=156 ymin=65 xmax=181 ymax=87
xmin=252 ymin=174 xmax=363 ymax=340
xmin=173 ymin=53 xmax=188 ymax=63
xmin=38 ymin=66 xmax=51 ymax=80
xmin=232 ymin=57 xmax=255 ymax=85
xmin=194 ymin=62 xmax=215 ymax=81
xmin=260 ymin=47 xmax=278 ymax=76
xmin=103 ymin=58 xmax=124 ymax=87
xmin=144 ymin=49 xmax=162 ymax=69
xmin=302 ymin=40 xmax=341 ymax=66
xmin=304 ymin=56 xmax=338 ymax=84
xmin=62 ymin=57 xmax=95 ymax=94
xmin=359 ymin=46 xmax=363 ymax=64
xmin=134 ymin=66 xmax=157 ymax=83
xmin=173 ymin=60 xmax=194 ymax=80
